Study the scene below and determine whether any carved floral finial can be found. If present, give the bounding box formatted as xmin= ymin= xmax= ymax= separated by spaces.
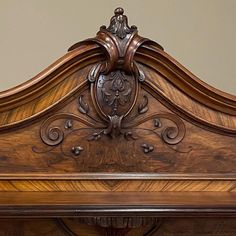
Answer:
xmin=104 ymin=7 xmax=137 ymax=39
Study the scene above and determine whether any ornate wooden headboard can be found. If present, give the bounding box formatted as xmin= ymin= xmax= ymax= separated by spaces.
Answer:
xmin=0 ymin=7 xmax=236 ymax=236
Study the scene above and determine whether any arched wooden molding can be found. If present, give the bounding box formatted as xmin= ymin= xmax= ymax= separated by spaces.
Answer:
xmin=0 ymin=8 xmax=235 ymax=134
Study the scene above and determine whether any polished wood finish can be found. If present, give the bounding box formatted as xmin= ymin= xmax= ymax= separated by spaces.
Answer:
xmin=0 ymin=88 xmax=235 ymax=178
xmin=0 ymin=192 xmax=236 ymax=217
xmin=0 ymin=7 xmax=236 ymax=235
xmin=0 ymin=180 xmax=236 ymax=192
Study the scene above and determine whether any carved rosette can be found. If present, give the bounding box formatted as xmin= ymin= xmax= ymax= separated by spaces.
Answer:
xmin=37 ymin=8 xmax=187 ymax=161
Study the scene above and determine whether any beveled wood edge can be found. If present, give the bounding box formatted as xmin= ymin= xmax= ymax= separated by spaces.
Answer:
xmin=0 ymin=173 xmax=236 ymax=180
xmin=0 ymin=192 xmax=236 ymax=217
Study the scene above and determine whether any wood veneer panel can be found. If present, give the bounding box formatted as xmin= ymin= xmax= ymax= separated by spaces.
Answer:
xmin=0 ymin=191 xmax=234 ymax=205
xmin=142 ymin=64 xmax=236 ymax=130
xmin=0 ymin=90 xmax=235 ymax=177
xmin=0 ymin=180 xmax=235 ymax=192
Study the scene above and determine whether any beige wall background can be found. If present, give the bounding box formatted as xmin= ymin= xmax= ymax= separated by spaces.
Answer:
xmin=0 ymin=0 xmax=236 ymax=94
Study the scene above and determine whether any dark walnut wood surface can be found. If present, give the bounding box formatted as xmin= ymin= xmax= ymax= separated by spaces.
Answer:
xmin=0 ymin=192 xmax=236 ymax=217
xmin=0 ymin=86 xmax=235 ymax=177
xmin=0 ymin=7 xmax=236 ymax=236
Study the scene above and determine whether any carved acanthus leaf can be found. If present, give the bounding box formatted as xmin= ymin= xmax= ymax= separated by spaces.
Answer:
xmin=78 ymin=95 xmax=89 ymax=114
xmin=106 ymin=7 xmax=137 ymax=39
xmin=138 ymin=95 xmax=149 ymax=114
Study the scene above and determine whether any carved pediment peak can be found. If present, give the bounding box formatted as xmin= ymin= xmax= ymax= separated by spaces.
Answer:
xmin=102 ymin=7 xmax=137 ymax=39
xmin=0 ymin=7 xmax=236 ymax=137
xmin=68 ymin=7 xmax=163 ymax=66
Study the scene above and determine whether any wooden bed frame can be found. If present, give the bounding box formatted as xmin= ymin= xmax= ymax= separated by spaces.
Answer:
xmin=0 ymin=8 xmax=236 ymax=236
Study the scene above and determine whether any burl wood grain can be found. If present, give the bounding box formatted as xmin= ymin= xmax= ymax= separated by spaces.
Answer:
xmin=0 ymin=76 xmax=235 ymax=177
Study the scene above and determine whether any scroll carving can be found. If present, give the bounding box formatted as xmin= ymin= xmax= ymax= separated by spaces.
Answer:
xmin=36 ymin=93 xmax=187 ymax=161
xmin=35 ymin=8 xmax=187 ymax=163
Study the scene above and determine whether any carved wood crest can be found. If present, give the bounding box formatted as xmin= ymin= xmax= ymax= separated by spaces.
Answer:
xmin=37 ymin=8 xmax=186 ymax=161
xmin=0 ymin=8 xmax=235 ymax=178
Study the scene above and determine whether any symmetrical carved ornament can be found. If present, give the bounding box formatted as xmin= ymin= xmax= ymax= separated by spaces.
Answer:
xmin=36 ymin=8 xmax=187 ymax=159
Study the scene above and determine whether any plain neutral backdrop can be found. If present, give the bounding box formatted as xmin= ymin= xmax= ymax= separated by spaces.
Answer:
xmin=0 ymin=0 xmax=236 ymax=94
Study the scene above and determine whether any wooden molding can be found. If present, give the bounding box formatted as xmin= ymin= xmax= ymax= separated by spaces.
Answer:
xmin=0 ymin=192 xmax=236 ymax=217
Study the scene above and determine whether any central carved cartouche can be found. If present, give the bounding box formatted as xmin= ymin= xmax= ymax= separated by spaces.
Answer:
xmin=98 ymin=70 xmax=132 ymax=116
xmin=37 ymin=8 xmax=186 ymax=159
xmin=88 ymin=8 xmax=148 ymax=136
xmin=95 ymin=69 xmax=138 ymax=137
